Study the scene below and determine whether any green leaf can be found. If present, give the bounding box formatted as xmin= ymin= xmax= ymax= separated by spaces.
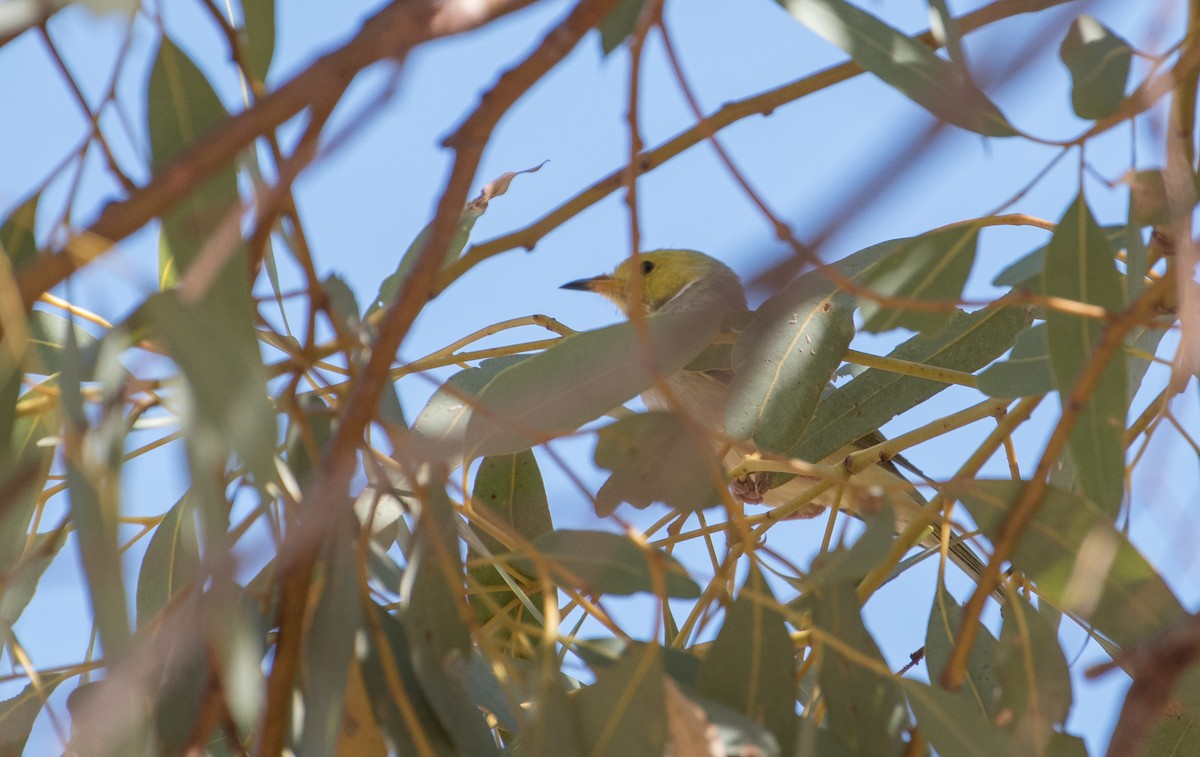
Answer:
xmin=599 ymin=0 xmax=644 ymax=55
xmin=68 ymin=458 xmax=132 ymax=660
xmin=992 ymin=225 xmax=1127 ymax=290
xmin=811 ymin=581 xmax=906 ymax=756
xmin=404 ymin=477 xmax=497 ymax=756
xmin=726 ymin=276 xmax=856 ymax=452
xmin=1042 ymin=194 xmax=1127 ymax=516
xmin=0 ymin=193 xmax=38 ymax=269
xmin=465 ymin=310 xmax=723 ymax=458
xmin=24 ymin=311 xmax=100 ymax=379
xmin=925 ymin=583 xmax=1000 ymax=717
xmin=977 ymin=323 xmax=1052 ymax=398
xmin=696 ymin=565 xmax=797 ymax=756
xmin=412 ymin=355 xmax=528 ymax=454
xmin=1145 ymin=711 xmax=1200 ymax=757
xmin=1059 ymin=15 xmax=1131 ymax=120
xmin=860 ymin=225 xmax=979 ymax=333
xmin=577 ymin=642 xmax=666 ymax=757
xmin=142 ymin=292 xmax=277 ymax=489
xmin=147 ymin=37 xmax=239 ymax=289
xmin=518 ymin=648 xmax=585 ymax=756
xmin=211 ymin=591 xmax=266 ymax=738
xmin=0 ymin=671 xmax=71 ymax=754
xmin=903 ymin=680 xmax=1010 ymax=757
xmin=283 ymin=395 xmax=334 ymax=489
xmin=521 ymin=530 xmax=700 ymax=598
xmin=359 ymin=604 xmax=458 ymax=755
xmin=135 ymin=494 xmax=200 ymax=627
xmin=0 ymin=532 xmax=66 ymax=643
xmin=468 ymin=451 xmax=552 ymax=650
xmin=593 ymin=412 xmax=723 ymax=516
xmin=240 ymin=0 xmax=275 ymax=81
xmin=0 ymin=407 xmax=55 ymax=571
xmin=995 ymin=593 xmax=1072 ymax=752
xmin=300 ymin=516 xmax=362 ymax=757
xmin=775 ymin=0 xmax=1014 ymax=137
xmin=789 ymin=304 xmax=1029 ymax=463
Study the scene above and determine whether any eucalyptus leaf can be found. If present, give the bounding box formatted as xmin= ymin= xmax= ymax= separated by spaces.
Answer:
xmin=726 ymin=275 xmax=856 ymax=452
xmin=135 ymin=494 xmax=200 ymax=627
xmin=576 ymin=642 xmax=666 ymax=757
xmin=1043 ymin=195 xmax=1127 ymax=516
xmin=594 ymin=412 xmax=723 ymax=516
xmin=902 ymin=680 xmax=1010 ymax=757
xmin=520 ymin=530 xmax=700 ymax=599
xmin=1059 ymin=15 xmax=1131 ymax=120
xmin=995 ymin=593 xmax=1072 ymax=752
xmin=0 ymin=193 xmax=38 ymax=269
xmin=775 ymin=0 xmax=1014 ymax=137
xmin=696 ymin=565 xmax=796 ymax=755
xmin=860 ymin=225 xmax=979 ymax=333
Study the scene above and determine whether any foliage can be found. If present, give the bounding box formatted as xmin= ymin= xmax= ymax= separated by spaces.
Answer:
xmin=0 ymin=0 xmax=1197 ymax=755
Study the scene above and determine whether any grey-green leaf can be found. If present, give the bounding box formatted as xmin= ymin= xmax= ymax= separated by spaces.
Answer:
xmin=860 ymin=225 xmax=979 ymax=333
xmin=789 ymin=304 xmax=1029 ymax=463
xmin=727 ymin=277 xmax=855 ymax=452
xmin=0 ymin=193 xmax=38 ymax=269
xmin=594 ymin=412 xmax=723 ymax=516
xmin=1042 ymin=194 xmax=1127 ymax=516
xmin=903 ymin=680 xmax=1011 ymax=757
xmin=775 ymin=0 xmax=1014 ymax=137
xmin=696 ymin=565 xmax=796 ymax=756
xmin=465 ymin=310 xmax=722 ymax=458
xmin=577 ymin=642 xmax=666 ymax=757
xmin=240 ymin=0 xmax=275 ymax=81
xmin=1059 ymin=15 xmax=1132 ymax=120
xmin=995 ymin=593 xmax=1072 ymax=751
xmin=522 ymin=530 xmax=700 ymax=598
xmin=135 ymin=494 xmax=200 ymax=627
xmin=599 ymin=0 xmax=644 ymax=55
xmin=977 ymin=323 xmax=1052 ymax=398
xmin=0 ymin=672 xmax=71 ymax=754
xmin=925 ymin=582 xmax=1000 ymax=717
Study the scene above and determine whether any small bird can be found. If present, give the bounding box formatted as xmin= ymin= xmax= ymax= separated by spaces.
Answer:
xmin=562 ymin=248 xmax=990 ymax=583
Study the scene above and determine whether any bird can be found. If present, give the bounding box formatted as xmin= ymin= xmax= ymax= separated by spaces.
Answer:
xmin=561 ymin=248 xmax=992 ymax=586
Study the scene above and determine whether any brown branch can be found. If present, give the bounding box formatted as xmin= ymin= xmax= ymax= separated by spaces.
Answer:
xmin=255 ymin=0 xmax=621 ymax=753
xmin=939 ymin=273 xmax=1175 ymax=691
xmin=14 ymin=0 xmax=540 ymax=316
xmin=437 ymin=0 xmax=1074 ymax=290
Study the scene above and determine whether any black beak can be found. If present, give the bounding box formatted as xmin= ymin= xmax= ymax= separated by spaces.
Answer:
xmin=560 ymin=275 xmax=612 ymax=292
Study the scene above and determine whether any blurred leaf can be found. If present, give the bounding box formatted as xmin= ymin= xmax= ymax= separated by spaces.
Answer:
xmin=337 ymin=662 xmax=387 ymax=757
xmin=0 ymin=408 xmax=55 ymax=571
xmin=811 ymin=581 xmax=906 ymax=756
xmin=404 ymin=478 xmax=497 ymax=756
xmin=360 ymin=604 xmax=458 ymax=755
xmin=0 ymin=193 xmax=38 ymax=269
xmin=521 ymin=530 xmax=700 ymax=598
xmin=67 ymin=444 xmax=131 ymax=660
xmin=1043 ymin=194 xmax=1127 ymax=516
xmin=240 ymin=0 xmax=275 ymax=81
xmin=0 ymin=671 xmax=71 ymax=754
xmin=860 ymin=225 xmax=979 ymax=333
xmin=903 ymin=680 xmax=1010 ymax=757
xmin=465 ymin=310 xmax=723 ymax=458
xmin=1123 ymin=168 xmax=1200 ymax=228
xmin=690 ymin=695 xmax=781 ymax=757
xmin=518 ymin=648 xmax=585 ymax=756
xmin=0 ymin=532 xmax=66 ymax=643
xmin=212 ymin=591 xmax=266 ymax=738
xmin=775 ymin=0 xmax=1014 ymax=136
xmin=1145 ymin=711 xmax=1200 ymax=757
xmin=1047 ymin=731 xmax=1089 ymax=756
xmin=977 ymin=323 xmax=1052 ymax=398
xmin=726 ymin=276 xmax=856 ymax=453
xmin=148 ymin=37 xmax=239 ymax=290
xmin=789 ymin=304 xmax=1029 ymax=464
xmin=283 ymin=395 xmax=334 ymax=488
xmin=577 ymin=642 xmax=667 ymax=757
xmin=465 ymin=653 xmax=520 ymax=733
xmin=925 ymin=583 xmax=1000 ymax=717
xmin=802 ymin=504 xmax=896 ymax=589
xmin=369 ymin=164 xmax=544 ymax=316
xmin=322 ymin=274 xmax=361 ymax=336
xmin=135 ymin=494 xmax=200 ymax=627
xmin=957 ymin=479 xmax=1200 ymax=715
xmin=992 ymin=225 xmax=1128 ymax=291
xmin=1059 ymin=15 xmax=1131 ymax=120
xmin=995 ymin=593 xmax=1072 ymax=752
xmin=24 ymin=311 xmax=100 ymax=379
xmin=301 ymin=515 xmax=363 ymax=757
xmin=1126 ymin=324 xmax=1165 ymax=402
xmin=594 ymin=412 xmax=723 ymax=516
xmin=696 ymin=565 xmax=796 ymax=756
xmin=142 ymin=292 xmax=277 ymax=488
xmin=599 ymin=0 xmax=644 ymax=54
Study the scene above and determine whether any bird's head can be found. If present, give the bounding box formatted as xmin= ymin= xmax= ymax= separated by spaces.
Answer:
xmin=561 ymin=249 xmax=746 ymax=315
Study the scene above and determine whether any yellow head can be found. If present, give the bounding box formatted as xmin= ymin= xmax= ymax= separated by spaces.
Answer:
xmin=561 ymin=249 xmax=746 ymax=315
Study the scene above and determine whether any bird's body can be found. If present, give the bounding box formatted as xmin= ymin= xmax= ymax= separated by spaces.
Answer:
xmin=562 ymin=249 xmax=991 ymax=583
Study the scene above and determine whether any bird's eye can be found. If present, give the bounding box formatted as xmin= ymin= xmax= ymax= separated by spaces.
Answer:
xmin=641 ymin=260 xmax=655 ymax=274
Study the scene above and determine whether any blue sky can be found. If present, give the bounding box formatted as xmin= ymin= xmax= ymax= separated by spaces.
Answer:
xmin=0 ymin=0 xmax=1195 ymax=752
